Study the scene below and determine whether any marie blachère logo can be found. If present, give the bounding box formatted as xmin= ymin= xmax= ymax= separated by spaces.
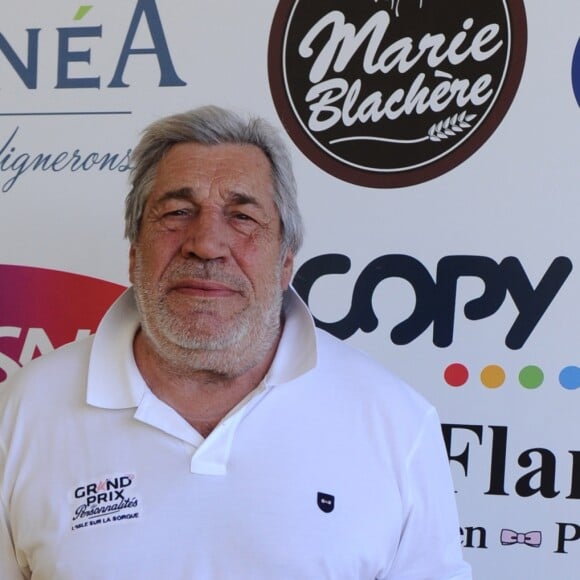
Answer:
xmin=268 ymin=0 xmax=527 ymax=187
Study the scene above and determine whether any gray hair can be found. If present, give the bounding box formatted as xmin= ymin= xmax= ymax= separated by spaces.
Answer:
xmin=125 ymin=105 xmax=303 ymax=255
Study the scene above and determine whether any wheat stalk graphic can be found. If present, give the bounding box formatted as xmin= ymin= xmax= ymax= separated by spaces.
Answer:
xmin=427 ymin=111 xmax=476 ymax=142
xmin=328 ymin=110 xmax=477 ymax=146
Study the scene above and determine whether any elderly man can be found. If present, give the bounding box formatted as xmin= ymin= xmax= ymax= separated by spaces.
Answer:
xmin=0 ymin=106 xmax=471 ymax=579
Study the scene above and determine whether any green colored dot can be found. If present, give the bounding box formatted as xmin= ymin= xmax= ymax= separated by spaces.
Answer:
xmin=519 ymin=365 xmax=544 ymax=389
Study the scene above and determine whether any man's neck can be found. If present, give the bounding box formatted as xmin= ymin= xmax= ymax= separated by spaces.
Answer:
xmin=132 ymin=329 xmax=279 ymax=437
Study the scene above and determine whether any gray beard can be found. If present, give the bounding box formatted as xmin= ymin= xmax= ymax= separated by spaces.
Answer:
xmin=132 ymin=257 xmax=285 ymax=378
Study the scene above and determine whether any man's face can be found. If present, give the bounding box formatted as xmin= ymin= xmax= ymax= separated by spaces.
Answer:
xmin=129 ymin=142 xmax=294 ymax=376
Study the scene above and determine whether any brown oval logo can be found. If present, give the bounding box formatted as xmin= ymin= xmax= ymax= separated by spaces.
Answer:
xmin=269 ymin=0 xmax=527 ymax=187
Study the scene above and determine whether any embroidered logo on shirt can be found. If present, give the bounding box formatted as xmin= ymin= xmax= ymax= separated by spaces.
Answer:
xmin=70 ymin=473 xmax=140 ymax=531
xmin=317 ymin=492 xmax=335 ymax=513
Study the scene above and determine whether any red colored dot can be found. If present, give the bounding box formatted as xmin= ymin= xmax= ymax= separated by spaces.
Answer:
xmin=444 ymin=363 xmax=469 ymax=387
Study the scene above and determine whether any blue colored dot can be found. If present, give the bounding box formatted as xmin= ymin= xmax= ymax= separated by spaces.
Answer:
xmin=573 ymin=38 xmax=580 ymax=107
xmin=559 ymin=366 xmax=580 ymax=390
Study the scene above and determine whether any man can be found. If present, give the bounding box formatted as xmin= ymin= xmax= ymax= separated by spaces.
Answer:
xmin=0 ymin=106 xmax=471 ymax=578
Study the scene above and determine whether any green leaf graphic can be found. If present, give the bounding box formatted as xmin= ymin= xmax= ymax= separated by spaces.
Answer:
xmin=74 ymin=5 xmax=93 ymax=20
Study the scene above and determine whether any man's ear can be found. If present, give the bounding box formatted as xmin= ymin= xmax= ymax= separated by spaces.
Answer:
xmin=280 ymin=249 xmax=294 ymax=290
xmin=129 ymin=245 xmax=136 ymax=284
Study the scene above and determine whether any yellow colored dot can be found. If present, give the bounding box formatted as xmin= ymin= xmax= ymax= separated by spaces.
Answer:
xmin=481 ymin=365 xmax=505 ymax=388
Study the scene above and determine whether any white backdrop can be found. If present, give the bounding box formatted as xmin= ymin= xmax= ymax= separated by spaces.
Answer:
xmin=1 ymin=1 xmax=579 ymax=577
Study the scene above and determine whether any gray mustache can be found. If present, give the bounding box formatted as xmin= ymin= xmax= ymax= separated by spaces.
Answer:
xmin=163 ymin=262 xmax=249 ymax=292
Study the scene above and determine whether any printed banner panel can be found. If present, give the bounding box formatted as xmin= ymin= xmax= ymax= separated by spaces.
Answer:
xmin=1 ymin=1 xmax=579 ymax=577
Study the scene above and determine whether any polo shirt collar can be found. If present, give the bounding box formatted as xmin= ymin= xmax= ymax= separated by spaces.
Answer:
xmin=86 ymin=285 xmax=318 ymax=410
xmin=266 ymin=286 xmax=317 ymax=385
xmin=86 ymin=287 xmax=144 ymax=409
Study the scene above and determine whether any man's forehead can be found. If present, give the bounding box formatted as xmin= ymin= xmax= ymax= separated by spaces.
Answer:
xmin=147 ymin=142 xmax=276 ymax=204
xmin=159 ymin=142 xmax=272 ymax=179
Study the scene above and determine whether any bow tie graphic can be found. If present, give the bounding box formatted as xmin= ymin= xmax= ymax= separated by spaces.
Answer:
xmin=500 ymin=529 xmax=542 ymax=547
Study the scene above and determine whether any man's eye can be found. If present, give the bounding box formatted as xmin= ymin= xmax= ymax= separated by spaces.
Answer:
xmin=157 ymin=208 xmax=192 ymax=230
xmin=164 ymin=208 xmax=190 ymax=218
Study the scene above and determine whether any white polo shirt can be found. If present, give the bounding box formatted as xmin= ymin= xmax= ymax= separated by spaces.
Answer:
xmin=0 ymin=288 xmax=471 ymax=579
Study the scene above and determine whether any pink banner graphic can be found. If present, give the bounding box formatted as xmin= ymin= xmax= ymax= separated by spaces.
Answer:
xmin=0 ymin=265 xmax=126 ymax=382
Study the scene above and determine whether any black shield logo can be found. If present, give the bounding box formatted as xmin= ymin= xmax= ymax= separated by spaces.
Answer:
xmin=317 ymin=492 xmax=335 ymax=513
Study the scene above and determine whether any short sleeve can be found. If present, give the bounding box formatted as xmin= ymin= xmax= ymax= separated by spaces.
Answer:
xmin=383 ymin=408 xmax=472 ymax=579
xmin=0 ymin=443 xmax=27 ymax=580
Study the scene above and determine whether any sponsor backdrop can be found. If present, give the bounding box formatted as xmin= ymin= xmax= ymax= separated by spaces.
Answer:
xmin=0 ymin=1 xmax=578 ymax=577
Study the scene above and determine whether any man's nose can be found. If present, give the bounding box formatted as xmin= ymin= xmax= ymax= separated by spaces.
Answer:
xmin=180 ymin=209 xmax=228 ymax=261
